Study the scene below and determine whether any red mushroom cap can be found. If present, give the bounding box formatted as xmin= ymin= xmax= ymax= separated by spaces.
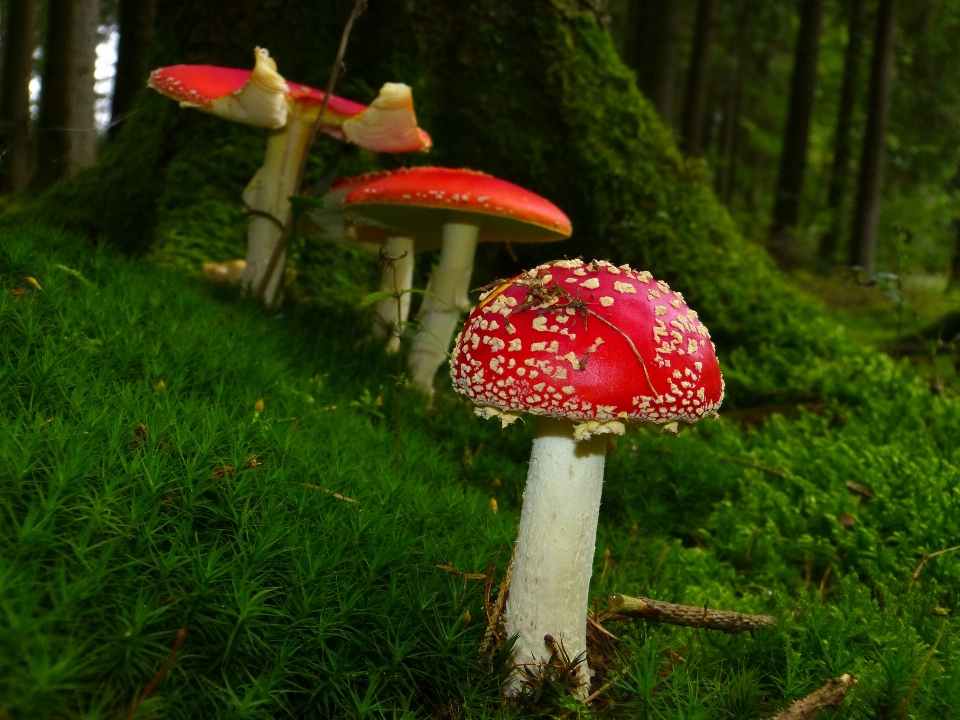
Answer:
xmin=341 ymin=167 xmax=572 ymax=248
xmin=450 ymin=259 xmax=723 ymax=433
xmin=147 ymin=65 xmax=365 ymax=118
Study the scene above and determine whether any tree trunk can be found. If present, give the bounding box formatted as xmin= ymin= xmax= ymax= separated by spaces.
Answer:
xmin=715 ymin=50 xmax=742 ymax=205
xmin=680 ymin=0 xmax=717 ymax=155
xmin=42 ymin=0 xmax=809 ymax=358
xmin=110 ymin=0 xmax=157 ymax=138
xmin=715 ymin=0 xmax=749 ymax=205
xmin=629 ymin=0 xmax=683 ymax=123
xmin=818 ymin=0 xmax=866 ymax=265
xmin=849 ymin=0 xmax=898 ymax=275
xmin=768 ymin=0 xmax=825 ymax=268
xmin=34 ymin=0 xmax=100 ymax=188
xmin=0 ymin=0 xmax=39 ymax=192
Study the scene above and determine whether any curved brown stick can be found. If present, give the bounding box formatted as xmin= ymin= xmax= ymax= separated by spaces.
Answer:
xmin=767 ymin=674 xmax=857 ymax=720
xmin=605 ymin=593 xmax=776 ymax=634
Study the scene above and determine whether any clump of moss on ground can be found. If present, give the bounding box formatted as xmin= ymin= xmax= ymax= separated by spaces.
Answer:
xmin=5 ymin=222 xmax=960 ymax=718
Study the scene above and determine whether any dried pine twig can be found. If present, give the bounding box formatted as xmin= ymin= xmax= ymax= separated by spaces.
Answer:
xmin=481 ymin=545 xmax=515 ymax=656
xmin=124 ymin=629 xmax=187 ymax=720
xmin=604 ymin=593 xmax=776 ymax=634
xmin=767 ymin=674 xmax=857 ymax=720
xmin=300 ymin=483 xmax=359 ymax=504
xmin=911 ymin=543 xmax=960 ymax=584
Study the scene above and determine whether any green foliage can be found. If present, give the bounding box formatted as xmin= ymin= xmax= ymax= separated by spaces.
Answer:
xmin=4 ymin=214 xmax=960 ymax=717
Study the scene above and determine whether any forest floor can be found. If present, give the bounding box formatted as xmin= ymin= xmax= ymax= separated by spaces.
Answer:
xmin=796 ymin=270 xmax=960 ymax=393
xmin=4 ymin=223 xmax=960 ymax=719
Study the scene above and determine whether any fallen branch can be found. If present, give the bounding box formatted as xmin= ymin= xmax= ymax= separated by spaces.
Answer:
xmin=435 ymin=563 xmax=487 ymax=580
xmin=300 ymin=483 xmax=359 ymax=504
xmin=767 ymin=674 xmax=857 ymax=720
xmin=124 ymin=629 xmax=187 ymax=720
xmin=604 ymin=594 xmax=776 ymax=634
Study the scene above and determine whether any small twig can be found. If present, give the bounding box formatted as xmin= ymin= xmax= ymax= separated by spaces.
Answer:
xmin=603 ymin=593 xmax=776 ymax=634
xmin=719 ymin=455 xmax=791 ymax=479
xmin=124 ymin=629 xmax=187 ymax=720
xmin=482 ymin=544 xmax=515 ymax=656
xmin=556 ymin=672 xmax=623 ymax=717
xmin=300 ymin=483 xmax=359 ymax=504
xmin=256 ymin=0 xmax=368 ymax=300
xmin=911 ymin=543 xmax=960 ymax=584
xmin=767 ymin=674 xmax=857 ymax=720
xmin=898 ymin=619 xmax=948 ymax=719
xmin=435 ymin=563 xmax=487 ymax=580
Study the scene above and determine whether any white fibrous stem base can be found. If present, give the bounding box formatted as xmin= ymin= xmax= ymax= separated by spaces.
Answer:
xmin=503 ymin=417 xmax=606 ymax=700
xmin=242 ymin=106 xmax=312 ymax=309
xmin=372 ymin=236 xmax=415 ymax=354
xmin=407 ymin=223 xmax=478 ymax=392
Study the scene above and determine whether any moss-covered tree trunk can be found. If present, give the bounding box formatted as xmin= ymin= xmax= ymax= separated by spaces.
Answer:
xmin=41 ymin=0 xmax=817 ymax=358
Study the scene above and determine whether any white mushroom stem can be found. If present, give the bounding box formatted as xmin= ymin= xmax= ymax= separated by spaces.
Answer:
xmin=241 ymin=106 xmax=313 ymax=309
xmin=503 ymin=417 xmax=606 ymax=700
xmin=407 ymin=222 xmax=478 ymax=392
xmin=372 ymin=235 xmax=416 ymax=354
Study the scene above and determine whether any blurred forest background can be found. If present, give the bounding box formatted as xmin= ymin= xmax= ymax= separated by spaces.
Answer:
xmin=2 ymin=0 xmax=960 ymax=350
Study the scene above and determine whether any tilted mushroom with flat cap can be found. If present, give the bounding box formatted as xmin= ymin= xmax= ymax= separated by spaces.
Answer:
xmin=450 ymin=258 xmax=723 ymax=698
xmin=343 ymin=167 xmax=572 ymax=392
xmin=148 ymin=47 xmax=431 ymax=308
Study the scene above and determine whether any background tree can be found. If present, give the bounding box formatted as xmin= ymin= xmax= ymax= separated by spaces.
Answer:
xmin=110 ymin=0 xmax=157 ymax=138
xmin=34 ymin=0 xmax=100 ymax=188
xmin=849 ymin=0 xmax=898 ymax=274
xmin=769 ymin=0 xmax=826 ymax=267
xmin=818 ymin=0 xmax=866 ymax=265
xmin=680 ymin=0 xmax=718 ymax=154
xmin=628 ymin=0 xmax=684 ymax=122
xmin=0 ymin=0 xmax=39 ymax=191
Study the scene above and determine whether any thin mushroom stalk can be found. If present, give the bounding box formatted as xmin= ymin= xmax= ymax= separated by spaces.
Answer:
xmin=372 ymin=235 xmax=416 ymax=354
xmin=407 ymin=223 xmax=478 ymax=391
xmin=505 ymin=417 xmax=606 ymax=698
xmin=242 ymin=110 xmax=313 ymax=307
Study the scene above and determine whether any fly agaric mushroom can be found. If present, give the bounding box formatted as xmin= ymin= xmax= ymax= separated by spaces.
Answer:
xmin=449 ymin=258 xmax=723 ymax=698
xmin=342 ymin=167 xmax=571 ymax=393
xmin=148 ymin=48 xmax=431 ymax=308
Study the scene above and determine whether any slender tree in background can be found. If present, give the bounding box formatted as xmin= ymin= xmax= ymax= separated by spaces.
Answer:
xmin=768 ymin=0 xmax=826 ymax=267
xmin=110 ymin=0 xmax=157 ymax=138
xmin=680 ymin=0 xmax=718 ymax=154
xmin=715 ymin=0 xmax=748 ymax=204
xmin=849 ymin=0 xmax=898 ymax=275
xmin=818 ymin=0 xmax=867 ymax=264
xmin=628 ymin=0 xmax=683 ymax=122
xmin=34 ymin=0 xmax=100 ymax=188
xmin=0 ymin=0 xmax=39 ymax=192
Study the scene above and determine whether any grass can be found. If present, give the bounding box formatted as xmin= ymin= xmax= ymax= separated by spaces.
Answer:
xmin=3 ymin=223 xmax=960 ymax=718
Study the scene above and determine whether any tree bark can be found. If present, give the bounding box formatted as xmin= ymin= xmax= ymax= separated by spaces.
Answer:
xmin=768 ymin=0 xmax=826 ymax=268
xmin=34 ymin=0 xmax=100 ymax=188
xmin=629 ymin=0 xmax=683 ymax=123
xmin=849 ymin=0 xmax=898 ymax=275
xmin=680 ymin=0 xmax=717 ymax=155
xmin=110 ymin=0 xmax=157 ymax=138
xmin=818 ymin=0 xmax=866 ymax=265
xmin=0 ymin=0 xmax=39 ymax=192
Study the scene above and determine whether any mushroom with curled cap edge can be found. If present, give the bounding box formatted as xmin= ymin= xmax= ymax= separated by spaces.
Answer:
xmin=343 ymin=167 xmax=572 ymax=393
xmin=449 ymin=258 xmax=724 ymax=698
xmin=302 ymin=170 xmax=416 ymax=354
xmin=148 ymin=47 xmax=431 ymax=308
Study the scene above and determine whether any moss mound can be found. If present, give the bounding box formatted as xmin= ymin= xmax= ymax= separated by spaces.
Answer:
xmin=36 ymin=2 xmax=820 ymax=368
